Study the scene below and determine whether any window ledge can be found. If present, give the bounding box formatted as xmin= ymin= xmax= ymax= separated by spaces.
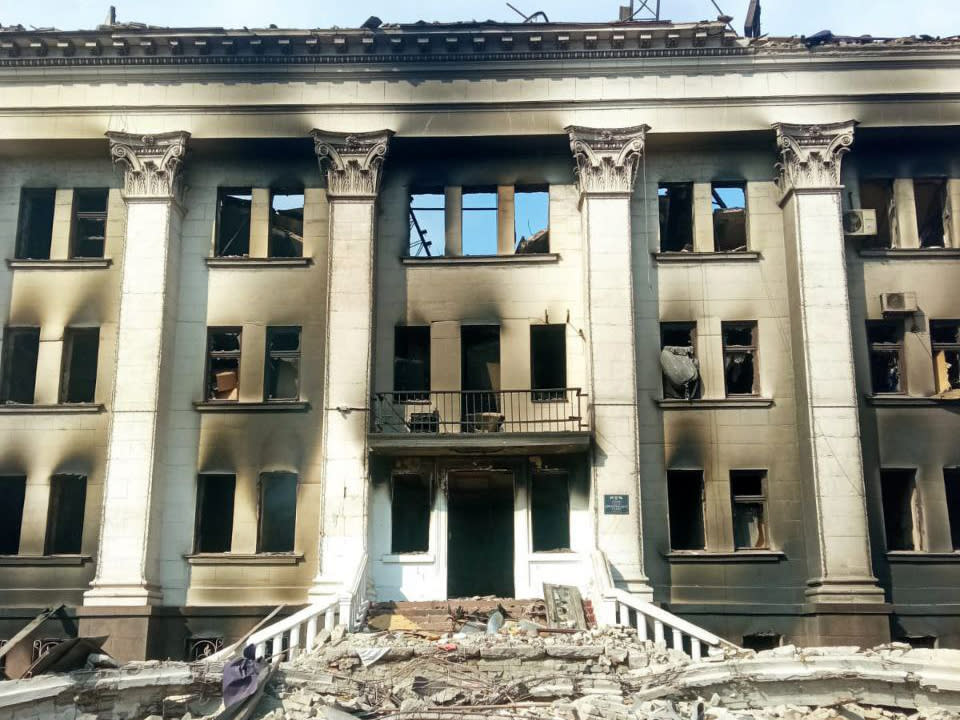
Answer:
xmin=205 ymin=257 xmax=313 ymax=268
xmin=0 ymin=554 xmax=92 ymax=566
xmin=381 ymin=553 xmax=435 ymax=564
xmin=193 ymin=400 xmax=310 ymax=413
xmin=529 ymin=551 xmax=581 ymax=563
xmin=6 ymin=258 xmax=112 ymax=270
xmin=401 ymin=253 xmax=560 ymax=267
xmin=886 ymin=551 xmax=960 ymax=563
xmin=665 ymin=550 xmax=786 ymax=563
xmin=185 ymin=553 xmax=304 ymax=565
xmin=657 ymin=397 xmax=774 ymax=409
xmin=0 ymin=403 xmax=104 ymax=414
xmin=859 ymin=248 xmax=960 ymax=259
xmin=865 ymin=395 xmax=960 ymax=407
xmin=653 ymin=251 xmax=761 ymax=263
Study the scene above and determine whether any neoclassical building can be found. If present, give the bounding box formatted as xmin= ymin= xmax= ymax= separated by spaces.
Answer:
xmin=0 ymin=14 xmax=958 ymax=666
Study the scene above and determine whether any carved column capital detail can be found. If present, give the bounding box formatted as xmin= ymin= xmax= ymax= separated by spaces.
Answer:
xmin=311 ymin=129 xmax=395 ymax=199
xmin=566 ymin=124 xmax=650 ymax=197
xmin=773 ymin=121 xmax=857 ymax=194
xmin=106 ymin=131 xmax=190 ymax=200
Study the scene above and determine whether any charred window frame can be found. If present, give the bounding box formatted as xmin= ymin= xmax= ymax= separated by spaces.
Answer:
xmin=45 ymin=474 xmax=86 ymax=555
xmin=60 ymin=328 xmax=99 ymax=404
xmin=215 ymin=188 xmax=252 ymax=257
xmin=531 ymin=472 xmax=571 ymax=552
xmin=731 ymin=470 xmax=768 ymax=550
xmin=859 ymin=179 xmax=895 ymax=248
xmin=660 ymin=323 xmax=701 ymax=399
xmin=914 ymin=178 xmax=948 ymax=248
xmin=264 ymin=327 xmax=301 ymax=401
xmin=881 ymin=469 xmax=921 ymax=551
xmin=71 ymin=188 xmax=109 ymax=258
xmin=658 ymin=183 xmax=694 ymax=252
xmin=945 ymin=468 xmax=960 ymax=552
xmin=258 ymin=472 xmax=297 ymax=553
xmin=462 ymin=187 xmax=498 ymax=256
xmin=269 ymin=190 xmax=304 ymax=258
xmin=530 ymin=325 xmax=566 ymax=402
xmin=0 ymin=327 xmax=40 ymax=405
xmin=15 ymin=188 xmax=55 ymax=260
xmin=194 ymin=474 xmax=235 ymax=553
xmin=712 ymin=183 xmax=747 ymax=252
xmin=930 ymin=320 xmax=960 ymax=395
xmin=0 ymin=476 xmax=27 ymax=555
xmin=867 ymin=321 xmax=904 ymax=394
xmin=667 ymin=470 xmax=705 ymax=550
xmin=205 ymin=328 xmax=241 ymax=402
xmin=409 ymin=187 xmax=444 ymax=257
xmin=391 ymin=473 xmax=431 ymax=554
xmin=394 ymin=326 xmax=431 ymax=402
xmin=514 ymin=185 xmax=550 ymax=255
xmin=722 ymin=322 xmax=759 ymax=397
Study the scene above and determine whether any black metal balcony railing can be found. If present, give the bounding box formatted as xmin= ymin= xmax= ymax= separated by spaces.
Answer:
xmin=372 ymin=389 xmax=588 ymax=434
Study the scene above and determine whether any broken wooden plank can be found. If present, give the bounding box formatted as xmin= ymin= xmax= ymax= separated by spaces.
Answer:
xmin=0 ymin=605 xmax=65 ymax=664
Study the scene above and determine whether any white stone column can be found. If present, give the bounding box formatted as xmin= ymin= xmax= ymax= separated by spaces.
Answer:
xmin=308 ymin=129 xmax=393 ymax=600
xmin=84 ymin=131 xmax=189 ymax=607
xmin=567 ymin=125 xmax=652 ymax=599
xmin=773 ymin=122 xmax=884 ymax=605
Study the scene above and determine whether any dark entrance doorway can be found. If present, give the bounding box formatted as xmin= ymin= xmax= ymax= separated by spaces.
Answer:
xmin=447 ymin=471 xmax=514 ymax=598
xmin=461 ymin=325 xmax=500 ymax=423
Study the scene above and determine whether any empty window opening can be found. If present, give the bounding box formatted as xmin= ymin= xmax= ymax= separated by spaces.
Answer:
xmin=931 ymin=320 xmax=960 ymax=395
xmin=195 ymin=474 xmax=235 ymax=553
xmin=742 ymin=632 xmax=782 ymax=651
xmin=859 ymin=180 xmax=894 ymax=248
xmin=258 ymin=472 xmax=297 ymax=553
xmin=391 ymin=473 xmax=431 ymax=553
xmin=881 ymin=469 xmax=921 ymax=551
xmin=667 ymin=470 xmax=705 ymax=550
xmin=530 ymin=325 xmax=566 ymax=401
xmin=731 ymin=470 xmax=768 ymax=550
xmin=515 ymin=186 xmax=550 ymax=254
xmin=461 ymin=325 xmax=501 ymax=423
xmin=394 ymin=326 xmax=431 ymax=401
xmin=944 ymin=468 xmax=960 ymax=551
xmin=722 ymin=322 xmax=758 ymax=396
xmin=531 ymin=472 xmax=570 ymax=552
xmin=206 ymin=328 xmax=241 ymax=401
xmin=462 ymin=188 xmax=498 ymax=256
xmin=899 ymin=635 xmax=937 ymax=649
xmin=15 ymin=189 xmax=55 ymax=260
xmin=265 ymin=327 xmax=301 ymax=401
xmin=216 ymin=188 xmax=252 ymax=257
xmin=712 ymin=183 xmax=747 ymax=252
xmin=914 ymin=179 xmax=948 ymax=248
xmin=658 ymin=183 xmax=694 ymax=252
xmin=661 ymin=323 xmax=701 ymax=399
xmin=45 ymin=474 xmax=86 ymax=555
xmin=269 ymin=191 xmax=304 ymax=258
xmin=71 ymin=188 xmax=108 ymax=258
xmin=1 ymin=328 xmax=40 ymax=404
xmin=60 ymin=328 xmax=99 ymax=404
xmin=409 ymin=189 xmax=444 ymax=257
xmin=0 ymin=476 xmax=26 ymax=555
xmin=867 ymin=321 xmax=904 ymax=394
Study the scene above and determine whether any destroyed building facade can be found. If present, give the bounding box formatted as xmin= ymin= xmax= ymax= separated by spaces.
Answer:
xmin=0 ymin=10 xmax=959 ymax=669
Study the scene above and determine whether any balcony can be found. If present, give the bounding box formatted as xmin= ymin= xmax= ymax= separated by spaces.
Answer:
xmin=369 ymin=389 xmax=591 ymax=455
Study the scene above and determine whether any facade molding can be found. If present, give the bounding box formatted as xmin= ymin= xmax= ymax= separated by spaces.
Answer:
xmin=773 ymin=120 xmax=857 ymax=194
xmin=106 ymin=130 xmax=190 ymax=200
xmin=311 ymin=129 xmax=394 ymax=199
xmin=566 ymin=124 xmax=649 ymax=197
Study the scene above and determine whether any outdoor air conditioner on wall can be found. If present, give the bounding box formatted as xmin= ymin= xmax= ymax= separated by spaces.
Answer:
xmin=843 ymin=209 xmax=878 ymax=236
xmin=881 ymin=292 xmax=919 ymax=315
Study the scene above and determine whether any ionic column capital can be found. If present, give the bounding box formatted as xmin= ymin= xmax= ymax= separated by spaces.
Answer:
xmin=106 ymin=131 xmax=190 ymax=201
xmin=311 ymin=129 xmax=395 ymax=200
xmin=773 ymin=120 xmax=857 ymax=196
xmin=566 ymin=124 xmax=650 ymax=198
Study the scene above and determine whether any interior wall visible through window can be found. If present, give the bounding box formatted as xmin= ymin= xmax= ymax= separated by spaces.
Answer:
xmin=45 ymin=474 xmax=86 ymax=555
xmin=658 ymin=183 xmax=694 ymax=252
xmin=914 ymin=178 xmax=947 ymax=248
xmin=264 ymin=327 xmax=301 ymax=401
xmin=731 ymin=470 xmax=768 ymax=549
xmin=867 ymin=321 xmax=904 ymax=394
xmin=16 ymin=189 xmax=55 ymax=260
xmin=859 ymin=179 xmax=894 ymax=248
xmin=195 ymin=474 xmax=235 ymax=553
xmin=712 ymin=183 xmax=747 ymax=252
xmin=394 ymin=326 xmax=430 ymax=401
xmin=216 ymin=188 xmax=252 ymax=257
xmin=667 ymin=469 xmax=705 ymax=550
xmin=269 ymin=191 xmax=304 ymax=258
xmin=931 ymin=320 xmax=960 ymax=395
xmin=660 ymin=322 xmax=701 ymax=399
xmin=206 ymin=328 xmax=241 ymax=401
xmin=881 ymin=468 xmax=921 ymax=551
xmin=60 ymin=328 xmax=99 ymax=404
xmin=71 ymin=188 xmax=109 ymax=259
xmin=722 ymin=322 xmax=758 ymax=396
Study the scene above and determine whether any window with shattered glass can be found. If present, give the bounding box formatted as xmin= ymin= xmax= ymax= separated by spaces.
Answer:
xmin=931 ymin=320 xmax=960 ymax=395
xmin=269 ymin=191 xmax=304 ymax=258
xmin=660 ymin=323 xmax=701 ymax=399
xmin=712 ymin=183 xmax=747 ymax=252
xmin=730 ymin=470 xmax=768 ymax=550
xmin=409 ymin=189 xmax=444 ymax=257
xmin=722 ymin=322 xmax=758 ymax=396
xmin=215 ymin=188 xmax=252 ymax=257
xmin=658 ymin=183 xmax=694 ymax=252
xmin=913 ymin=178 xmax=948 ymax=248
xmin=265 ymin=326 xmax=301 ymax=401
xmin=867 ymin=321 xmax=903 ymax=394
xmin=205 ymin=328 xmax=241 ymax=401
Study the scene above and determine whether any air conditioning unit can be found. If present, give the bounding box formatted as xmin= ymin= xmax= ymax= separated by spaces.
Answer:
xmin=881 ymin=292 xmax=919 ymax=315
xmin=843 ymin=209 xmax=878 ymax=236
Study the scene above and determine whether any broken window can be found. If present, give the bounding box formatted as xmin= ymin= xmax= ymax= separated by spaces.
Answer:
xmin=660 ymin=323 xmax=701 ymax=399
xmin=658 ymin=183 xmax=694 ymax=252
xmin=914 ymin=179 xmax=948 ymax=248
xmin=462 ymin=188 xmax=498 ymax=256
xmin=394 ymin=326 xmax=430 ymax=401
xmin=194 ymin=474 xmax=235 ymax=553
xmin=859 ymin=179 xmax=895 ymax=248
xmin=71 ymin=188 xmax=108 ymax=258
xmin=514 ymin=186 xmax=550 ymax=254
xmin=258 ymin=472 xmax=297 ymax=553
xmin=531 ymin=472 xmax=570 ymax=552
xmin=881 ymin=469 xmax=920 ymax=551
xmin=731 ymin=470 xmax=768 ymax=550
xmin=712 ymin=183 xmax=747 ymax=252
xmin=0 ymin=476 xmax=26 ymax=555
xmin=268 ymin=191 xmax=304 ymax=258
xmin=944 ymin=468 xmax=960 ymax=551
xmin=391 ymin=473 xmax=430 ymax=553
xmin=45 ymin=474 xmax=86 ymax=555
xmin=205 ymin=328 xmax=241 ymax=401
xmin=461 ymin=325 xmax=501 ymax=422
xmin=742 ymin=632 xmax=782 ymax=651
xmin=667 ymin=470 xmax=705 ymax=550
xmin=215 ymin=188 xmax=252 ymax=257
xmin=264 ymin=327 xmax=301 ymax=401
xmin=60 ymin=328 xmax=99 ymax=404
xmin=530 ymin=325 xmax=566 ymax=401
xmin=0 ymin=327 xmax=40 ymax=404
xmin=899 ymin=635 xmax=937 ymax=649
xmin=867 ymin=321 xmax=904 ymax=394
xmin=722 ymin=322 xmax=758 ymax=396
xmin=409 ymin=189 xmax=444 ymax=257
xmin=930 ymin=320 xmax=960 ymax=395
xmin=15 ymin=188 xmax=55 ymax=260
